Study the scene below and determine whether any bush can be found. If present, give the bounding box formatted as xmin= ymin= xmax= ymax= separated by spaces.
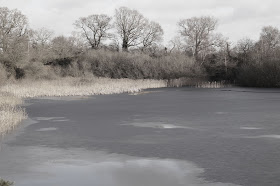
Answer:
xmin=23 ymin=61 xmax=58 ymax=80
xmin=81 ymin=49 xmax=202 ymax=80
xmin=237 ymin=60 xmax=280 ymax=87
xmin=0 ymin=58 xmax=16 ymax=79
xmin=203 ymin=54 xmax=239 ymax=83
xmin=0 ymin=57 xmax=25 ymax=80
xmin=0 ymin=64 xmax=8 ymax=85
xmin=0 ymin=179 xmax=13 ymax=186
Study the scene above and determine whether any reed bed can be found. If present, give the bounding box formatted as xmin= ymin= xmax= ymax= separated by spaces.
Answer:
xmin=0 ymin=77 xmax=167 ymax=98
xmin=167 ymin=78 xmax=229 ymax=88
xmin=195 ymin=81 xmax=229 ymax=88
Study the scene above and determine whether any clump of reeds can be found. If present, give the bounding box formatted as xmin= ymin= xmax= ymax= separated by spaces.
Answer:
xmin=0 ymin=92 xmax=27 ymax=135
xmin=167 ymin=77 xmax=204 ymax=87
xmin=195 ymin=81 xmax=228 ymax=88
xmin=166 ymin=78 xmax=230 ymax=88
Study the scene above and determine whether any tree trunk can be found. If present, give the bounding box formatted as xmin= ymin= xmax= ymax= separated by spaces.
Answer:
xmin=122 ymin=39 xmax=128 ymax=51
xmin=194 ymin=50 xmax=199 ymax=63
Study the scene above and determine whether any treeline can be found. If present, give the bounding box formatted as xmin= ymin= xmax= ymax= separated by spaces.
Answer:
xmin=0 ymin=6 xmax=280 ymax=87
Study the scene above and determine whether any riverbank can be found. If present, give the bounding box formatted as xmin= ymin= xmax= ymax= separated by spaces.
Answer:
xmin=0 ymin=77 xmax=167 ymax=135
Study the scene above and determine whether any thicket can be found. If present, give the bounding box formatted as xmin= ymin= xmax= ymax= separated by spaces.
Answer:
xmin=237 ymin=60 xmax=280 ymax=87
xmin=80 ymin=50 xmax=202 ymax=79
xmin=0 ymin=50 xmax=203 ymax=81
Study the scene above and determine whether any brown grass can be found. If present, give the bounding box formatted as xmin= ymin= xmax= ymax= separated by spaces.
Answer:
xmin=0 ymin=92 xmax=27 ymax=135
xmin=0 ymin=77 xmax=167 ymax=98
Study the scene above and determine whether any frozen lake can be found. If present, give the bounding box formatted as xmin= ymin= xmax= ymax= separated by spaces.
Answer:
xmin=1 ymin=87 xmax=280 ymax=186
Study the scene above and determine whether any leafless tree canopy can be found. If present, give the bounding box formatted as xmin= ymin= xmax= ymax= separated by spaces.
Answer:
xmin=51 ymin=36 xmax=82 ymax=58
xmin=236 ymin=38 xmax=255 ymax=55
xmin=141 ymin=21 xmax=164 ymax=50
xmin=74 ymin=14 xmax=112 ymax=49
xmin=259 ymin=26 xmax=280 ymax=53
xmin=178 ymin=16 xmax=218 ymax=60
xmin=30 ymin=27 xmax=54 ymax=47
xmin=0 ymin=7 xmax=28 ymax=53
xmin=115 ymin=7 xmax=148 ymax=51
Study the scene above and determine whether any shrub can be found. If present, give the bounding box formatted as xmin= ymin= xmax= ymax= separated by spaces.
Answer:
xmin=81 ymin=49 xmax=202 ymax=80
xmin=0 ymin=58 xmax=16 ymax=79
xmin=23 ymin=62 xmax=58 ymax=80
xmin=237 ymin=60 xmax=280 ymax=87
xmin=0 ymin=179 xmax=13 ymax=186
xmin=0 ymin=64 xmax=8 ymax=85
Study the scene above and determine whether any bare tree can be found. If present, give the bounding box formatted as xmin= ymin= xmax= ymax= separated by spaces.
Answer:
xmin=168 ymin=36 xmax=188 ymax=54
xmin=114 ymin=7 xmax=148 ymax=51
xmin=178 ymin=16 xmax=218 ymax=61
xmin=141 ymin=21 xmax=164 ymax=50
xmin=27 ymin=28 xmax=54 ymax=62
xmin=30 ymin=27 xmax=54 ymax=47
xmin=108 ymin=34 xmax=121 ymax=51
xmin=74 ymin=14 xmax=112 ymax=49
xmin=0 ymin=7 xmax=28 ymax=56
xmin=236 ymin=38 xmax=255 ymax=55
xmin=258 ymin=26 xmax=280 ymax=59
xmin=51 ymin=36 xmax=84 ymax=58
xmin=260 ymin=26 xmax=280 ymax=49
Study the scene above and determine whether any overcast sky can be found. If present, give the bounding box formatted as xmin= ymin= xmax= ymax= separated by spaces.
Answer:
xmin=1 ymin=0 xmax=279 ymax=45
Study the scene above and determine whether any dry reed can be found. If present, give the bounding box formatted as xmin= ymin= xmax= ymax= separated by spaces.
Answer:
xmin=0 ymin=77 xmax=167 ymax=98
xmin=0 ymin=92 xmax=27 ymax=135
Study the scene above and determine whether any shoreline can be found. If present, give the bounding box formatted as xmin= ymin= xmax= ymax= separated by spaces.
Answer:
xmin=0 ymin=77 xmax=167 ymax=135
xmin=0 ymin=77 xmax=230 ymax=136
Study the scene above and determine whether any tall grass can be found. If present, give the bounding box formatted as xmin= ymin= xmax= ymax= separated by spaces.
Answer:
xmin=166 ymin=78 xmax=229 ymax=88
xmin=0 ymin=77 xmax=167 ymax=98
xmin=0 ymin=92 xmax=27 ymax=135
xmin=195 ymin=81 xmax=228 ymax=88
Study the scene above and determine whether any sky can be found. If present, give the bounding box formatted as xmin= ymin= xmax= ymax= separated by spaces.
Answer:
xmin=0 ymin=0 xmax=280 ymax=46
